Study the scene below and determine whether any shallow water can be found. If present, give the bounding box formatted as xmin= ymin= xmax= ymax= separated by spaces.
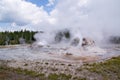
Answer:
xmin=0 ymin=44 xmax=120 ymax=62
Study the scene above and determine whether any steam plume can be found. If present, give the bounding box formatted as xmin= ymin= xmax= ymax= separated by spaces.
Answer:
xmin=34 ymin=0 xmax=120 ymax=46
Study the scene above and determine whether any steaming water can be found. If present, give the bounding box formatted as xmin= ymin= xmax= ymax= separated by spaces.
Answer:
xmin=0 ymin=44 xmax=120 ymax=62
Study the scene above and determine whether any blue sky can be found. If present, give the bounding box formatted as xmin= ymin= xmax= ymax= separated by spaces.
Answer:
xmin=26 ymin=0 xmax=57 ymax=12
xmin=26 ymin=0 xmax=49 ymax=6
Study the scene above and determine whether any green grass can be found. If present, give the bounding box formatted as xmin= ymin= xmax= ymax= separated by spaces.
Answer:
xmin=77 ymin=56 xmax=120 ymax=80
xmin=0 ymin=65 xmax=73 ymax=80
xmin=73 ymin=77 xmax=87 ymax=80
xmin=0 ymin=66 xmax=46 ymax=80
xmin=48 ymin=73 xmax=72 ymax=80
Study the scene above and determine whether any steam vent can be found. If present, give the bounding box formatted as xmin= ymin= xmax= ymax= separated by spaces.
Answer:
xmin=53 ymin=29 xmax=95 ymax=47
xmin=32 ymin=29 xmax=106 ymax=62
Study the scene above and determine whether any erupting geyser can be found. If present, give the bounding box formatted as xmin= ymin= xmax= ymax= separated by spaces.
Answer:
xmin=34 ymin=29 xmax=83 ymax=47
xmin=32 ymin=28 xmax=106 ymax=61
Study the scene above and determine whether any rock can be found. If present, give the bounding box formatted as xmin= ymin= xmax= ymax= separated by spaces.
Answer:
xmin=82 ymin=37 xmax=95 ymax=46
xmin=65 ymin=52 xmax=73 ymax=56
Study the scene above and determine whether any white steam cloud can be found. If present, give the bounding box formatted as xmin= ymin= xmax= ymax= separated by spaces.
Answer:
xmin=34 ymin=0 xmax=120 ymax=45
xmin=0 ymin=0 xmax=120 ymax=45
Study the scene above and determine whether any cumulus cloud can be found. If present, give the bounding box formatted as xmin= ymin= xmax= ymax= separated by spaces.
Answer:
xmin=0 ymin=0 xmax=50 ymax=26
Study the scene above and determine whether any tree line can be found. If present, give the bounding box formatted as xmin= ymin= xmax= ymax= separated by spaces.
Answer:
xmin=0 ymin=30 xmax=37 ymax=45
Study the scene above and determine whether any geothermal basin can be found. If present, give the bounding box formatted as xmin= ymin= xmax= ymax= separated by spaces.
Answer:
xmin=0 ymin=29 xmax=120 ymax=63
xmin=0 ymin=44 xmax=120 ymax=63
xmin=0 ymin=43 xmax=120 ymax=78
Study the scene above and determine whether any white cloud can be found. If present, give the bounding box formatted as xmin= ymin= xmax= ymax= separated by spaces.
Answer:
xmin=0 ymin=27 xmax=4 ymax=32
xmin=46 ymin=0 xmax=55 ymax=6
xmin=0 ymin=0 xmax=50 ymax=26
xmin=0 ymin=0 xmax=120 ymax=43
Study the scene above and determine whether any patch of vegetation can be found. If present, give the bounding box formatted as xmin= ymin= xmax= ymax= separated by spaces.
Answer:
xmin=48 ymin=73 xmax=59 ymax=80
xmin=0 ymin=65 xmax=46 ymax=80
xmin=77 ymin=56 xmax=120 ymax=80
xmin=0 ymin=64 xmax=72 ymax=80
xmin=48 ymin=73 xmax=72 ymax=80
xmin=73 ymin=77 xmax=87 ymax=80
xmin=1 ymin=56 xmax=120 ymax=80
xmin=0 ymin=30 xmax=37 ymax=45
